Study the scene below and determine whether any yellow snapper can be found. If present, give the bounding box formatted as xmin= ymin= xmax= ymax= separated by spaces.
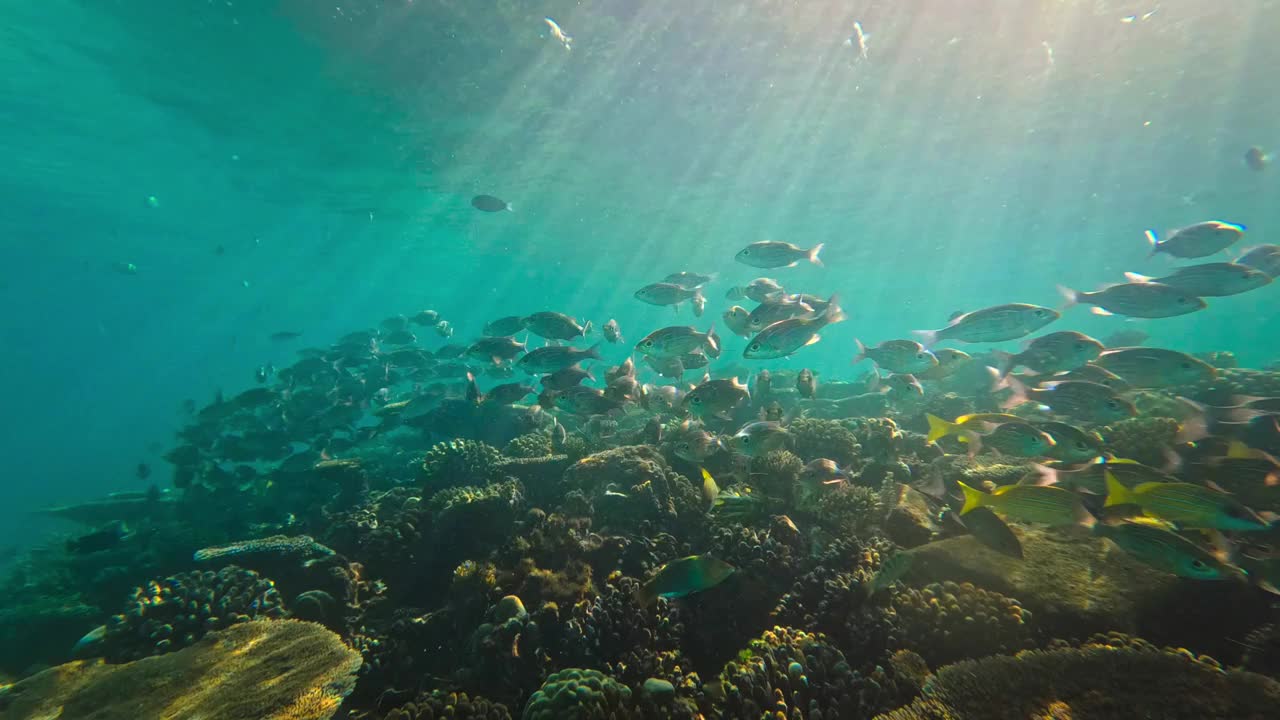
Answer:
xmin=1103 ymin=471 xmax=1268 ymax=531
xmin=958 ymin=481 xmax=1094 ymax=527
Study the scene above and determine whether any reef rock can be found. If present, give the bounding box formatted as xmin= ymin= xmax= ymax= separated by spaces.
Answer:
xmin=0 ymin=620 xmax=361 ymax=720
xmin=906 ymin=526 xmax=1269 ymax=659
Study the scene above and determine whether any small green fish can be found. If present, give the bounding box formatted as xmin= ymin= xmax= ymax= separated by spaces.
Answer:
xmin=914 ymin=304 xmax=1059 ymax=346
xmin=1036 ymin=421 xmax=1105 ymax=464
xmin=517 ymin=344 xmax=601 ymax=374
xmin=917 ymin=348 xmax=972 ymax=380
xmin=854 ymin=339 xmax=938 ymax=374
xmin=1003 ymin=377 xmax=1136 ymax=423
xmin=638 ymin=555 xmax=736 ymax=605
xmin=728 ymin=421 xmax=791 ymax=457
xmin=1104 ymin=471 xmax=1267 ymax=531
xmin=865 ymin=552 xmax=914 ymax=598
xmin=959 ymin=481 xmax=1094 ymax=527
xmin=670 ymin=421 xmax=723 ymax=463
xmin=735 ymin=240 xmax=824 ymax=268
xmin=466 ymin=336 xmax=528 ymax=364
xmin=723 ymin=306 xmax=753 ymax=337
xmin=553 ymin=386 xmax=624 ymax=416
xmin=1094 ymin=520 xmax=1238 ymax=580
xmin=1049 ymin=364 xmax=1132 ymax=391
xmin=1093 ymin=347 xmax=1217 ymax=388
xmin=684 ymin=377 xmax=751 ymax=419
xmin=977 ymin=422 xmax=1057 ymax=458
xmin=962 ymin=507 xmax=1023 ymax=559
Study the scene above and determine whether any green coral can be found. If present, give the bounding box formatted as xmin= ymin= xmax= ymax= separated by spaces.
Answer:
xmin=789 ymin=418 xmax=862 ymax=466
xmin=874 ymin=635 xmax=1280 ymax=720
xmin=503 ymin=433 xmax=553 ymax=459
xmin=101 ymin=566 xmax=285 ymax=662
xmin=522 ymin=668 xmax=635 ymax=720
xmin=421 ymin=439 xmax=503 ymax=491
xmin=891 ymin=581 xmax=1035 ymax=667
xmin=1098 ymin=417 xmax=1180 ymax=467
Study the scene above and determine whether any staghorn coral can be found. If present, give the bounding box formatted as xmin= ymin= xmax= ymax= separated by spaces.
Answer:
xmin=421 ymin=439 xmax=504 ymax=491
xmin=0 ymin=620 xmax=361 ymax=720
xmin=789 ymin=417 xmax=863 ymax=467
xmin=380 ymin=690 xmax=513 ymax=720
xmin=1098 ymin=416 xmax=1180 ymax=467
xmin=522 ymin=668 xmax=636 ymax=720
xmin=716 ymin=626 xmax=916 ymax=719
xmin=873 ymin=635 xmax=1280 ymax=720
xmin=890 ymin=581 xmax=1035 ymax=667
xmin=101 ymin=565 xmax=285 ymax=661
xmin=503 ymin=433 xmax=554 ymax=459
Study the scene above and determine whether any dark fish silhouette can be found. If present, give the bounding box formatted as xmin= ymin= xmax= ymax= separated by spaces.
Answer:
xmin=472 ymin=194 xmax=512 ymax=212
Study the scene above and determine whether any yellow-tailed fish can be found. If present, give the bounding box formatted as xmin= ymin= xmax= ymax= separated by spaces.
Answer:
xmin=1103 ymin=471 xmax=1268 ymax=531
xmin=1094 ymin=520 xmax=1239 ymax=580
xmin=700 ymin=467 xmax=720 ymax=509
xmin=637 ymin=555 xmax=735 ymax=605
xmin=958 ymin=481 xmax=1094 ymax=527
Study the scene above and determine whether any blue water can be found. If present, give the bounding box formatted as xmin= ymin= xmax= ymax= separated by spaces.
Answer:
xmin=1 ymin=0 xmax=1277 ymax=553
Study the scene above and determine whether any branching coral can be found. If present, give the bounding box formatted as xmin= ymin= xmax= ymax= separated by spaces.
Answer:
xmin=421 ymin=439 xmax=504 ymax=491
xmin=101 ymin=565 xmax=285 ymax=661
xmin=890 ymin=581 xmax=1035 ymax=667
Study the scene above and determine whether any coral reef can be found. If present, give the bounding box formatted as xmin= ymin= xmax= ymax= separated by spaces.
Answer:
xmin=1097 ymin=416 xmax=1181 ymax=467
xmin=750 ymin=449 xmax=803 ymax=499
xmin=522 ymin=668 xmax=635 ymax=720
xmin=812 ymin=483 xmax=883 ymax=537
xmin=379 ymin=691 xmax=513 ymax=720
xmin=716 ymin=626 xmax=916 ymax=719
xmin=890 ymin=581 xmax=1035 ymax=666
xmin=873 ymin=635 xmax=1280 ymax=720
xmin=0 ymin=620 xmax=361 ymax=720
xmin=421 ymin=439 xmax=504 ymax=491
xmin=100 ymin=565 xmax=286 ymax=661
xmin=503 ymin=433 xmax=554 ymax=459
xmin=789 ymin=418 xmax=863 ymax=467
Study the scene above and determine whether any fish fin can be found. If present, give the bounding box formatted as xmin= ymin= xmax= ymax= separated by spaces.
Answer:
xmin=586 ymin=342 xmax=602 ymax=360
xmin=997 ymin=370 xmax=1028 ymax=410
xmin=1144 ymin=230 xmax=1159 ymax=257
xmin=853 ymin=338 xmax=868 ymax=364
xmin=957 ymin=481 xmax=985 ymax=515
xmin=925 ymin=413 xmax=958 ymax=443
xmin=1102 ymin=470 xmax=1133 ymax=508
xmin=808 ymin=243 xmax=825 ymax=267
xmin=1028 ymin=463 xmax=1060 ymax=486
xmin=912 ymin=329 xmax=939 ymax=348
xmin=1124 ymin=271 xmax=1153 ymax=283
xmin=1227 ymin=440 xmax=1255 ymax=460
xmin=991 ymin=350 xmax=1015 ymax=378
xmin=822 ymin=295 xmax=846 ymax=324
xmin=1161 ymin=447 xmax=1183 ymax=474
xmin=1056 ymin=284 xmax=1080 ymax=309
xmin=1173 ymin=397 xmax=1210 ymax=443
xmin=506 ymin=202 xmax=516 ymax=212
xmin=805 ymin=335 xmax=822 ymax=347
xmin=1090 ymin=307 xmax=1114 ymax=316
xmin=583 ymin=320 xmax=593 ymax=336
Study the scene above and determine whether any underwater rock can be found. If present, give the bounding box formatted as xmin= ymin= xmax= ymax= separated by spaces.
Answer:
xmin=100 ymin=565 xmax=286 ymax=661
xmin=882 ymin=483 xmax=941 ymax=548
xmin=0 ymin=601 xmax=99 ymax=676
xmin=890 ymin=581 xmax=1035 ymax=667
xmin=522 ymin=668 xmax=635 ymax=720
xmin=873 ymin=634 xmax=1280 ymax=720
xmin=906 ymin=527 xmax=1270 ymax=659
xmin=421 ymin=439 xmax=504 ymax=492
xmin=0 ymin=620 xmax=361 ymax=720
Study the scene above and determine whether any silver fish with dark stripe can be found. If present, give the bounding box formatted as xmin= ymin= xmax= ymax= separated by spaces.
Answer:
xmin=914 ymin=304 xmax=1058 ymax=346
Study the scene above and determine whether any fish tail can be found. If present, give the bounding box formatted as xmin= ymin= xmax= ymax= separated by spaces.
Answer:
xmin=1174 ymin=397 xmax=1210 ymax=443
xmin=852 ymin=338 xmax=868 ymax=364
xmin=586 ymin=342 xmax=602 ymax=360
xmin=506 ymin=202 xmax=515 ymax=212
xmin=808 ymin=243 xmax=825 ymax=267
xmin=1144 ymin=230 xmax=1159 ymax=257
xmin=705 ymin=323 xmax=720 ymax=354
xmin=1030 ymin=463 xmax=1059 ymax=487
xmin=925 ymin=413 xmax=959 ymax=443
xmin=582 ymin=320 xmax=593 ymax=336
xmin=823 ymin=295 xmax=846 ymax=324
xmin=1102 ymin=470 xmax=1133 ymax=508
xmin=991 ymin=350 xmax=1015 ymax=378
xmin=912 ymin=329 xmax=939 ymax=348
xmin=1055 ymin=284 xmax=1080 ymax=309
xmin=957 ymin=481 xmax=986 ymax=515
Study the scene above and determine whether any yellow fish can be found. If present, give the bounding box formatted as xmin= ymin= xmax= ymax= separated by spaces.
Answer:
xmin=958 ymin=481 xmax=1094 ymax=527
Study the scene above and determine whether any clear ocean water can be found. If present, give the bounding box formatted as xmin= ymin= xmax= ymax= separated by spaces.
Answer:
xmin=1 ymin=0 xmax=1278 ymax=685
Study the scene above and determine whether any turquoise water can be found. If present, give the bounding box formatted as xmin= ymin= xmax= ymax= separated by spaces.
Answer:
xmin=1 ymin=0 xmax=1279 ymax=700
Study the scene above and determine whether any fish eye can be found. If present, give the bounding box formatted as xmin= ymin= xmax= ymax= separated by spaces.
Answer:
xmin=1180 ymin=362 xmax=1192 ymax=369
xmin=750 ymin=343 xmax=761 ymax=351
xmin=1176 ymin=297 xmax=1187 ymax=303
xmin=1075 ymin=441 xmax=1088 ymax=449
xmin=1035 ymin=309 xmax=1047 ymax=317
xmin=691 ymin=396 xmax=702 ymax=404
xmin=1107 ymin=399 xmax=1120 ymax=409
xmin=1190 ymin=559 xmax=1207 ymax=570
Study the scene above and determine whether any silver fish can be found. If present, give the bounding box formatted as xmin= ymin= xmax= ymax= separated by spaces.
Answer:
xmin=1093 ymin=347 xmax=1217 ymax=387
xmin=1059 ymin=282 xmax=1206 ymax=318
xmin=637 ymin=325 xmax=719 ymax=359
xmin=664 ymin=271 xmax=716 ymax=289
xmin=914 ymin=304 xmax=1058 ymax=346
xmin=524 ymin=311 xmax=590 ymax=340
xmin=735 ymin=241 xmax=824 ymax=269
xmin=746 ymin=297 xmax=816 ymax=333
xmin=728 ymin=421 xmax=791 ymax=457
xmin=1124 ymin=263 xmax=1271 ymax=297
xmin=635 ymin=282 xmax=703 ymax=308
xmin=517 ymin=344 xmax=601 ymax=374
xmin=603 ymin=319 xmax=623 ymax=344
xmin=1146 ymin=221 xmax=1245 ymax=259
xmin=854 ymin=339 xmax=938 ymax=374
xmin=726 ymin=277 xmax=785 ymax=303
xmin=1237 ymin=244 xmax=1280 ymax=277
xmin=744 ymin=297 xmax=845 ymax=360
xmin=723 ymin=306 xmax=753 ymax=337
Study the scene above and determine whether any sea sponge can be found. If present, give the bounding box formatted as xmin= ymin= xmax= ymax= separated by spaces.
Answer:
xmin=890 ymin=581 xmax=1035 ymax=667
xmin=716 ymin=626 xmax=914 ymax=719
xmin=503 ymin=433 xmax=554 ymax=459
xmin=421 ymin=439 xmax=503 ymax=491
xmin=1098 ymin=417 xmax=1180 ymax=467
xmin=101 ymin=565 xmax=285 ymax=661
xmin=382 ymin=690 xmax=513 ymax=720
xmin=522 ymin=668 xmax=636 ymax=720
xmin=0 ymin=620 xmax=361 ymax=720
xmin=789 ymin=418 xmax=862 ymax=467
xmin=873 ymin=635 xmax=1280 ymax=720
